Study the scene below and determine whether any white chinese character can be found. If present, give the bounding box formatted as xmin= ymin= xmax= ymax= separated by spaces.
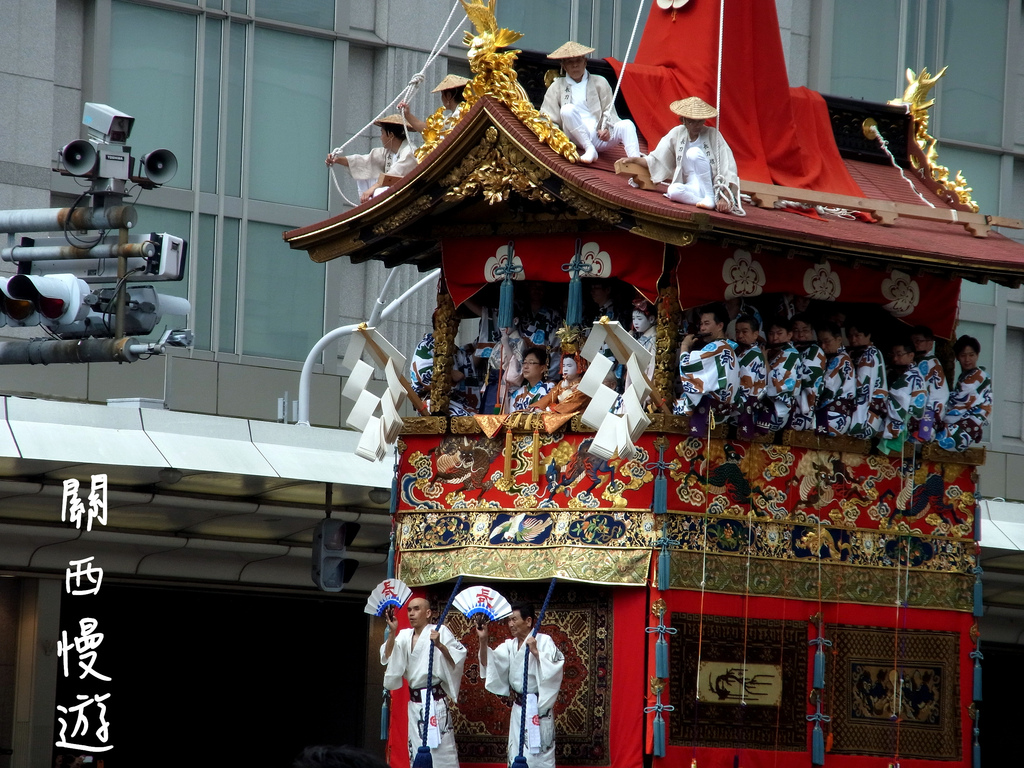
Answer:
xmin=57 ymin=618 xmax=112 ymax=682
xmin=65 ymin=557 xmax=103 ymax=596
xmin=87 ymin=474 xmax=108 ymax=530
xmin=55 ymin=692 xmax=113 ymax=752
xmin=61 ymin=479 xmax=86 ymax=530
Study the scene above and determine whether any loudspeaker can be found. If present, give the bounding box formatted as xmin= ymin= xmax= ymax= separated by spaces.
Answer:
xmin=59 ymin=140 xmax=97 ymax=176
xmin=139 ymin=149 xmax=178 ymax=185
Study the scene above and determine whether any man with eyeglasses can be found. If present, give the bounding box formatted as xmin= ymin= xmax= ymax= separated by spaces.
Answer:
xmin=476 ymin=603 xmax=564 ymax=768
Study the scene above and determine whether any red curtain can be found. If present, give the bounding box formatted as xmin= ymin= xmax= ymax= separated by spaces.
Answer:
xmin=607 ymin=0 xmax=864 ymax=197
xmin=441 ymin=233 xmax=664 ymax=308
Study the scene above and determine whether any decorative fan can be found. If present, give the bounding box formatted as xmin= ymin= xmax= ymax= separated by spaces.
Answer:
xmin=364 ymin=578 xmax=413 ymax=616
xmin=453 ymin=585 xmax=513 ymax=621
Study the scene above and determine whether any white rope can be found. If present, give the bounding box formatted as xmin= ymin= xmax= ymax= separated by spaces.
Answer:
xmin=329 ymin=1 xmax=467 ymax=207
xmin=603 ymin=0 xmax=648 ymax=131
xmin=868 ymin=124 xmax=935 ymax=208
xmin=715 ymin=0 xmax=725 ymax=116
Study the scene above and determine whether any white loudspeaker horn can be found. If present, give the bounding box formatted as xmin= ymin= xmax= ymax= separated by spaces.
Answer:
xmin=60 ymin=140 xmax=97 ymax=176
xmin=140 ymin=149 xmax=178 ymax=185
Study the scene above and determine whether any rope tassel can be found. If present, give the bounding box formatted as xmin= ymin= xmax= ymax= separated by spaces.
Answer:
xmin=564 ymin=239 xmax=584 ymax=327
xmin=658 ymin=545 xmax=671 ymax=592
xmin=656 ymin=636 xmax=668 ymax=678
xmin=381 ymin=691 xmax=391 ymax=741
xmin=971 ymin=648 xmax=984 ymax=702
xmin=652 ymin=712 xmax=666 ymax=758
xmin=497 ymin=241 xmax=519 ymax=330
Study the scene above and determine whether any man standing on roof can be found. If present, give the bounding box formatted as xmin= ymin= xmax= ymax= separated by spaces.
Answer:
xmin=629 ymin=96 xmax=741 ymax=214
xmin=325 ymin=115 xmax=418 ymax=203
xmin=540 ymin=41 xmax=640 ymax=164
xmin=398 ymin=74 xmax=470 ymax=134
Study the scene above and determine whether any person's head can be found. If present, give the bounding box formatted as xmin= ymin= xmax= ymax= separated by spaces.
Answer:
xmin=670 ymin=96 xmax=717 ymax=141
xmin=632 ymin=298 xmax=656 ymax=334
xmin=815 ymin=320 xmax=843 ymax=354
xmin=549 ymin=41 xmax=594 ymax=82
xmin=791 ymin=313 xmax=815 ymax=343
xmin=953 ymin=335 xmax=981 ymax=370
xmin=767 ymin=316 xmax=793 ymax=345
xmin=910 ymin=325 xmax=936 ymax=355
xmin=406 ymin=597 xmax=435 ymax=629
xmin=846 ymin=320 xmax=872 ymax=347
xmin=373 ymin=115 xmax=408 ymax=152
xmin=734 ymin=314 xmax=760 ymax=346
xmin=698 ymin=302 xmax=729 ymax=339
xmin=890 ymin=339 xmax=916 ymax=367
xmin=293 ymin=745 xmax=391 ymax=768
xmin=561 ymin=353 xmax=587 ymax=381
xmin=432 ymin=74 xmax=470 ymax=112
xmin=507 ymin=602 xmax=536 ymax=640
xmin=522 ymin=348 xmax=549 ymax=384
xmin=589 ymin=280 xmax=612 ymax=307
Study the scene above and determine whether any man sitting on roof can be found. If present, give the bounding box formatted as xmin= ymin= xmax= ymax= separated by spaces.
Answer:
xmin=629 ymin=97 xmax=741 ymax=214
xmin=540 ymin=41 xmax=640 ymax=164
xmin=325 ymin=115 xmax=418 ymax=203
xmin=398 ymin=74 xmax=470 ymax=134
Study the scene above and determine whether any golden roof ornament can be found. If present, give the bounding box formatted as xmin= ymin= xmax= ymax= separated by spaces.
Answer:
xmin=888 ymin=67 xmax=978 ymax=213
xmin=416 ymin=0 xmax=580 ymax=164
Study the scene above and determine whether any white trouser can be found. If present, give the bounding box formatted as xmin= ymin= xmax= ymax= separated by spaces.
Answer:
xmin=356 ymin=178 xmax=390 ymax=199
xmin=406 ymin=697 xmax=460 ymax=768
xmin=559 ymin=103 xmax=641 ymax=157
xmin=506 ymin=701 xmax=555 ymax=768
xmin=665 ymin=145 xmax=714 ymax=208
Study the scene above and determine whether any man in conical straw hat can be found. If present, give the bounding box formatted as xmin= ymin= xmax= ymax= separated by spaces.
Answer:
xmin=399 ymin=73 xmax=471 ymax=134
xmin=540 ymin=41 xmax=640 ymax=164
xmin=326 ymin=114 xmax=418 ymax=203
xmin=629 ymin=96 xmax=741 ymax=213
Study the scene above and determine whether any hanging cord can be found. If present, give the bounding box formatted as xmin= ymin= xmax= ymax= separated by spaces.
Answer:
xmin=867 ymin=123 xmax=935 ymax=208
xmin=601 ymin=0 xmax=648 ymax=132
xmin=329 ymin=1 xmax=467 ymax=206
xmin=691 ymin=414 xmax=715 ymax=764
xmin=715 ymin=0 xmax=725 ymax=118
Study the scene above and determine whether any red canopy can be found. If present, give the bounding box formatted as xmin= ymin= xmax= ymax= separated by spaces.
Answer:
xmin=608 ymin=0 xmax=864 ymax=197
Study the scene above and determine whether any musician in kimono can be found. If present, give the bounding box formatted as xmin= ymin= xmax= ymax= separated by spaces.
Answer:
xmin=382 ymin=597 xmax=467 ymax=768
xmin=477 ymin=603 xmax=565 ymax=768
xmin=756 ymin=316 xmax=802 ymax=432
xmin=846 ymin=320 xmax=888 ymax=439
xmin=813 ymin=321 xmax=856 ymax=436
xmin=935 ymin=335 xmax=992 ymax=452
xmin=879 ymin=339 xmax=928 ymax=453
xmin=732 ymin=313 xmax=768 ymax=438
xmin=910 ymin=325 xmax=949 ymax=442
xmin=674 ymin=303 xmax=739 ymax=433
xmin=789 ymin=313 xmax=827 ymax=431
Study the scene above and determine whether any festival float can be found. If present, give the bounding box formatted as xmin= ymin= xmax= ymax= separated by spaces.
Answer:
xmin=286 ymin=2 xmax=1024 ymax=767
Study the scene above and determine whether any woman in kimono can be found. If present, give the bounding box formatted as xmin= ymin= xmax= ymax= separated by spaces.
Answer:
xmin=509 ymin=348 xmax=553 ymax=412
xmin=936 ymin=335 xmax=992 ymax=452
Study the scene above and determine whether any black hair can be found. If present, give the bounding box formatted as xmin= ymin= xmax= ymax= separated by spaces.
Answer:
xmin=700 ymin=302 xmax=730 ymax=328
xmin=767 ymin=315 xmax=793 ymax=333
xmin=443 ymin=86 xmax=465 ymax=104
xmin=380 ymin=123 xmax=406 ymax=141
xmin=953 ymin=335 xmax=981 ymax=356
xmin=814 ymin=320 xmax=842 ymax=338
xmin=511 ymin=602 xmax=536 ymax=624
xmin=293 ymin=745 xmax=390 ymax=768
xmin=523 ymin=348 xmax=549 ymax=367
xmin=846 ymin=318 xmax=873 ymax=340
xmin=910 ymin=325 xmax=935 ymax=340
xmin=735 ymin=313 xmax=760 ymax=332
xmin=890 ymin=336 xmax=914 ymax=355
xmin=791 ymin=312 xmax=814 ymax=328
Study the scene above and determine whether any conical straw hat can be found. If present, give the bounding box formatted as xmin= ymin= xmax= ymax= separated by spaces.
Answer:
xmin=432 ymin=74 xmax=470 ymax=93
xmin=669 ymin=96 xmax=718 ymax=120
xmin=548 ymin=41 xmax=595 ymax=60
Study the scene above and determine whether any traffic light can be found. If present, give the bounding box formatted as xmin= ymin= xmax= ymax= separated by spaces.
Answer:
xmin=3 ymin=274 xmax=91 ymax=331
xmin=0 ymin=276 xmax=39 ymax=327
xmin=311 ymin=518 xmax=360 ymax=592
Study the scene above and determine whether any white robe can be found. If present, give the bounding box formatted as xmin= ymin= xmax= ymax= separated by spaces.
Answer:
xmin=382 ymin=626 xmax=467 ymax=768
xmin=482 ymin=634 xmax=564 ymax=768
xmin=345 ymin=139 xmax=417 ymax=196
xmin=645 ymin=125 xmax=741 ymax=212
xmin=540 ymin=72 xmax=640 ymax=157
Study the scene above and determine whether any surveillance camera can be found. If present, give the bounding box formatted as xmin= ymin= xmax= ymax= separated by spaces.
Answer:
xmin=82 ymin=103 xmax=135 ymax=144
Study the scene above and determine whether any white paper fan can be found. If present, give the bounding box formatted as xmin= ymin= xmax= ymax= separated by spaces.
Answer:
xmin=364 ymin=578 xmax=413 ymax=616
xmin=453 ymin=585 xmax=513 ymax=621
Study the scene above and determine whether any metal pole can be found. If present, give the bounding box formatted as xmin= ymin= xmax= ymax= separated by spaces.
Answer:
xmin=1 ymin=240 xmax=155 ymax=262
xmin=0 ymin=337 xmax=141 ymax=365
xmin=0 ymin=205 xmax=137 ymax=234
xmin=295 ymin=268 xmax=440 ymax=426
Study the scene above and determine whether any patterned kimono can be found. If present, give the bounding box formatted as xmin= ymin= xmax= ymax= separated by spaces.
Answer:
xmin=936 ymin=367 xmax=992 ymax=451
xmin=790 ymin=342 xmax=827 ymax=431
xmin=411 ymin=333 xmax=474 ymax=416
xmin=817 ymin=350 xmax=856 ymax=436
xmin=674 ymin=339 xmax=739 ymax=419
xmin=915 ymin=353 xmax=949 ymax=442
xmin=881 ymin=364 xmax=927 ymax=444
xmin=510 ymin=380 xmax=553 ymax=412
xmin=848 ymin=345 xmax=888 ymax=439
xmin=761 ymin=343 xmax=802 ymax=432
xmin=734 ymin=342 xmax=767 ymax=436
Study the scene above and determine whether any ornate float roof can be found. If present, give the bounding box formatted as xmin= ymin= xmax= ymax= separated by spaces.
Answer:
xmin=285 ymin=95 xmax=1024 ymax=287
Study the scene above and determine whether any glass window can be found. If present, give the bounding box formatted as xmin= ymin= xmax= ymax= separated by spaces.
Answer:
xmin=1003 ymin=328 xmax=1023 ymax=439
xmin=830 ymin=0 xmax=901 ymax=102
xmin=960 ymin=279 xmax=995 ymax=306
xmin=255 ymin=0 xmax=334 ymax=29
xmin=615 ymin=0 xmax=643 ymax=59
xmin=577 ymin=0 xmax=594 ymax=47
xmin=938 ymin=0 xmax=1006 ymax=146
xmin=499 ymin=0 xmax=572 ymax=54
xmin=249 ymin=29 xmax=333 ymax=209
xmin=110 ymin=2 xmax=197 ymax=190
xmin=231 ymin=0 xmax=248 ymax=13
xmin=936 ymin=145 xmax=1000 ymax=215
xmin=242 ymin=221 xmax=325 ymax=360
xmin=200 ymin=18 xmax=222 ymax=194
xmin=219 ymin=218 xmax=239 ymax=353
xmin=225 ymin=22 xmax=246 ymax=198
xmin=194 ymin=214 xmax=217 ymax=350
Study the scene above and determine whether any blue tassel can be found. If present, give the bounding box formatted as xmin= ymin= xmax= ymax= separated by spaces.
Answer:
xmin=811 ymin=722 xmax=824 ymax=765
xmin=813 ymin=647 xmax=825 ymax=690
xmin=653 ymin=713 xmax=666 ymax=758
xmin=973 ymin=740 xmax=980 ymax=768
xmin=974 ymin=660 xmax=982 ymax=702
xmin=381 ymin=692 xmax=390 ymax=741
xmin=497 ymin=241 xmax=516 ymax=329
xmin=412 ymin=746 xmax=433 ymax=768
xmin=656 ymin=636 xmax=668 ymax=678
xmin=973 ymin=570 xmax=984 ymax=617
xmin=511 ymin=755 xmax=529 ymax=768
xmin=653 ymin=473 xmax=667 ymax=514
xmin=658 ymin=547 xmax=670 ymax=592
xmin=565 ymin=238 xmax=583 ymax=327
